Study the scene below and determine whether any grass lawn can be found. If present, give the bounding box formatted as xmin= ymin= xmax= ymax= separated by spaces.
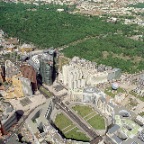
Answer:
xmin=55 ymin=113 xmax=73 ymax=130
xmin=65 ymin=127 xmax=89 ymax=141
xmin=63 ymin=125 xmax=75 ymax=133
xmin=54 ymin=113 xmax=90 ymax=141
xmin=117 ymin=87 xmax=125 ymax=93
xmin=104 ymin=88 xmax=115 ymax=98
xmin=105 ymin=87 xmax=125 ymax=98
xmin=84 ymin=112 xmax=96 ymax=120
xmin=87 ymin=115 xmax=105 ymax=130
xmin=39 ymin=86 xmax=52 ymax=97
xmin=72 ymin=105 xmax=94 ymax=117
xmin=72 ymin=105 xmax=105 ymax=130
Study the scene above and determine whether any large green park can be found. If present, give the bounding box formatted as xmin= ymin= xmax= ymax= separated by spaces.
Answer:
xmin=72 ymin=105 xmax=105 ymax=130
xmin=54 ymin=113 xmax=90 ymax=141
xmin=0 ymin=2 xmax=144 ymax=73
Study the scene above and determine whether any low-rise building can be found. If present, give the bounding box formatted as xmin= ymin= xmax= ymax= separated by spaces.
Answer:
xmin=0 ymin=101 xmax=17 ymax=135
xmin=106 ymin=107 xmax=144 ymax=144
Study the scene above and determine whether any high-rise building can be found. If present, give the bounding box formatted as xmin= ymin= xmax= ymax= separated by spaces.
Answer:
xmin=39 ymin=49 xmax=55 ymax=85
xmin=39 ymin=59 xmax=53 ymax=85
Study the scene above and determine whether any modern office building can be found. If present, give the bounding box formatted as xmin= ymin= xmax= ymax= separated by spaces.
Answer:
xmin=27 ymin=49 xmax=54 ymax=73
xmin=26 ymin=49 xmax=55 ymax=86
xmin=69 ymin=86 xmax=107 ymax=103
xmin=39 ymin=59 xmax=53 ymax=85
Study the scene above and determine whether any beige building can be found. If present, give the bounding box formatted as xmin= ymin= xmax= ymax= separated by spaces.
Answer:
xmin=59 ymin=57 xmax=108 ymax=90
xmin=5 ymin=75 xmax=32 ymax=99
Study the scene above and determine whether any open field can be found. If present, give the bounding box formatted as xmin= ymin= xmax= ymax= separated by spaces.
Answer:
xmin=55 ymin=113 xmax=73 ymax=130
xmin=65 ymin=127 xmax=89 ymax=141
xmin=72 ymin=105 xmax=105 ymax=130
xmin=54 ymin=113 xmax=89 ymax=141
xmin=72 ymin=105 xmax=94 ymax=117
xmin=87 ymin=115 xmax=105 ymax=130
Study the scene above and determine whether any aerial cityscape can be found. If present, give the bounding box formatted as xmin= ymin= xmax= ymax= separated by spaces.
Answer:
xmin=0 ymin=0 xmax=144 ymax=144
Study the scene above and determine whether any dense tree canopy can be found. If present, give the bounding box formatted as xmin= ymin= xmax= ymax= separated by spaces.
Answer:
xmin=129 ymin=3 xmax=144 ymax=8
xmin=0 ymin=2 xmax=138 ymax=48
xmin=0 ymin=2 xmax=144 ymax=73
xmin=62 ymin=36 xmax=144 ymax=73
